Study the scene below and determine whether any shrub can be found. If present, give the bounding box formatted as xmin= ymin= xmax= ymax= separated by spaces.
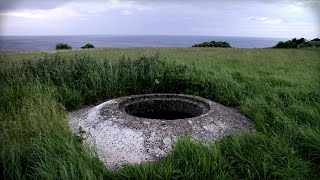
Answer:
xmin=272 ymin=38 xmax=320 ymax=48
xmin=81 ymin=43 xmax=95 ymax=49
xmin=273 ymin=38 xmax=306 ymax=48
xmin=310 ymin=38 xmax=320 ymax=42
xmin=308 ymin=38 xmax=320 ymax=47
xmin=55 ymin=43 xmax=72 ymax=50
xmin=192 ymin=41 xmax=231 ymax=48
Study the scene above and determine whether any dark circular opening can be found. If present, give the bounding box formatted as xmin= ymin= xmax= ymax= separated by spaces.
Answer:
xmin=120 ymin=95 xmax=210 ymax=120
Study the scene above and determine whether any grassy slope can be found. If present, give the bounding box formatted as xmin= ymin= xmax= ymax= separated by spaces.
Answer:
xmin=1 ymin=48 xmax=319 ymax=179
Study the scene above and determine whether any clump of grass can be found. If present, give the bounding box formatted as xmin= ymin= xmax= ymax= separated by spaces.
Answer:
xmin=1 ymin=48 xmax=319 ymax=179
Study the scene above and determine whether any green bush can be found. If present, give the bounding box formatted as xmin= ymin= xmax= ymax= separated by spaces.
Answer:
xmin=273 ymin=38 xmax=320 ymax=48
xmin=55 ymin=43 xmax=72 ymax=50
xmin=81 ymin=43 xmax=95 ymax=49
xmin=308 ymin=38 xmax=320 ymax=47
xmin=310 ymin=38 xmax=320 ymax=42
xmin=192 ymin=41 xmax=231 ymax=48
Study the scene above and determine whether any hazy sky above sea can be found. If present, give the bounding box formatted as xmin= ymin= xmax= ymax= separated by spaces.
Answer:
xmin=0 ymin=0 xmax=319 ymax=38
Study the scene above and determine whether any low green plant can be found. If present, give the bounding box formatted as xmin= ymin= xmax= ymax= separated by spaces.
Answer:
xmin=81 ymin=43 xmax=95 ymax=49
xmin=55 ymin=43 xmax=72 ymax=50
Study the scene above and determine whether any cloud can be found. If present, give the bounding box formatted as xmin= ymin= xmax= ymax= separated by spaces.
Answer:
xmin=0 ymin=7 xmax=82 ymax=19
xmin=0 ymin=0 xmax=318 ymax=38
xmin=121 ymin=10 xmax=133 ymax=15
xmin=0 ymin=0 xmax=152 ymax=11
xmin=248 ymin=16 xmax=284 ymax=25
xmin=126 ymin=0 xmax=319 ymax=21
xmin=1 ymin=0 xmax=319 ymax=9
xmin=0 ymin=0 xmax=69 ymax=11
xmin=124 ymin=0 xmax=319 ymax=5
xmin=0 ymin=0 xmax=151 ymax=19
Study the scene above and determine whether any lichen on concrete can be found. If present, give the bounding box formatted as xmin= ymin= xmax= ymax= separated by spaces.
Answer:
xmin=68 ymin=94 xmax=254 ymax=169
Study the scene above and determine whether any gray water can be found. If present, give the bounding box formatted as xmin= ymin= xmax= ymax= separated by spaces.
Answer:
xmin=0 ymin=35 xmax=285 ymax=51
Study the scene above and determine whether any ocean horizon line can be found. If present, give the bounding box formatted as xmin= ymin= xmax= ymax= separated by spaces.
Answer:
xmin=0 ymin=34 xmax=291 ymax=39
xmin=0 ymin=35 xmax=288 ymax=51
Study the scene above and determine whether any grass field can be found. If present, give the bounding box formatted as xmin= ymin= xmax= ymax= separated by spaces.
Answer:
xmin=1 ymin=48 xmax=320 ymax=179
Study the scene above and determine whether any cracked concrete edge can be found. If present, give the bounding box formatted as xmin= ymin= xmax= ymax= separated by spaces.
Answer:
xmin=67 ymin=94 xmax=254 ymax=169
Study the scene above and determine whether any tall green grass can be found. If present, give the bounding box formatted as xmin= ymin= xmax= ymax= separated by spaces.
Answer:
xmin=1 ymin=48 xmax=319 ymax=179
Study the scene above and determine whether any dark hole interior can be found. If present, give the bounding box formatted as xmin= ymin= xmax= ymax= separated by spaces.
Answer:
xmin=124 ymin=99 xmax=205 ymax=120
xmin=132 ymin=110 xmax=194 ymax=120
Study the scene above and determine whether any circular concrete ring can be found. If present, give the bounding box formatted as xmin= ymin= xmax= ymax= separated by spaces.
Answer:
xmin=119 ymin=94 xmax=210 ymax=120
xmin=68 ymin=94 xmax=253 ymax=169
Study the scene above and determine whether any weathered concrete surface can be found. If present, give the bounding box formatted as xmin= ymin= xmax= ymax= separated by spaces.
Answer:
xmin=68 ymin=94 xmax=253 ymax=169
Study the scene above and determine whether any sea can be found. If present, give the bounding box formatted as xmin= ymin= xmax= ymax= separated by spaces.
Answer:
xmin=0 ymin=35 xmax=286 ymax=52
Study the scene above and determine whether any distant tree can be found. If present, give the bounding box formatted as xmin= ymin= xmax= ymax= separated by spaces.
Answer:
xmin=310 ymin=38 xmax=320 ymax=42
xmin=307 ymin=38 xmax=320 ymax=47
xmin=56 ymin=43 xmax=72 ymax=50
xmin=81 ymin=43 xmax=95 ymax=49
xmin=273 ymin=38 xmax=320 ymax=48
xmin=192 ymin=41 xmax=231 ymax=48
xmin=273 ymin=38 xmax=307 ymax=48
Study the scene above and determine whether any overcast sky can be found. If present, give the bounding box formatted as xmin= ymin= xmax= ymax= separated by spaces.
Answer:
xmin=0 ymin=0 xmax=319 ymax=38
